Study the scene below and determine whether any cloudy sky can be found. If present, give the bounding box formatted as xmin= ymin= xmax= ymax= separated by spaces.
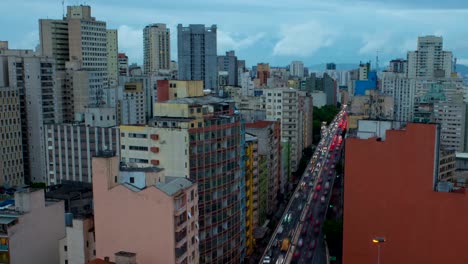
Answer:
xmin=1 ymin=0 xmax=468 ymax=67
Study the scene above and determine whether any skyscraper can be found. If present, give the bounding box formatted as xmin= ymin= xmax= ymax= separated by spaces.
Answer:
xmin=217 ymin=50 xmax=238 ymax=86
xmin=106 ymin=29 xmax=118 ymax=86
xmin=407 ymin=36 xmax=453 ymax=79
xmin=177 ymin=24 xmax=218 ymax=91
xmin=143 ymin=23 xmax=170 ymax=74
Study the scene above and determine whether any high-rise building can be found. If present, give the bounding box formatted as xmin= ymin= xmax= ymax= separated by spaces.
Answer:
xmin=0 ymin=86 xmax=23 ymax=186
xmin=120 ymin=95 xmax=246 ymax=262
xmin=380 ymin=71 xmax=416 ymax=122
xmin=106 ymin=29 xmax=118 ymax=86
xmin=244 ymin=134 xmax=259 ymax=256
xmin=326 ymin=63 xmax=336 ymax=71
xmin=119 ymin=82 xmax=146 ymax=125
xmin=407 ymin=36 xmax=453 ymax=79
xmin=40 ymin=5 xmax=113 ymax=118
xmin=92 ymin=154 xmax=199 ymax=264
xmin=434 ymin=102 xmax=467 ymax=152
xmin=264 ymin=88 xmax=313 ymax=171
xmin=118 ymin=53 xmax=129 ymax=76
xmin=44 ymin=124 xmax=120 ymax=185
xmin=177 ymin=24 xmax=217 ymax=91
xmin=217 ymin=51 xmax=238 ymax=86
xmin=289 ymin=61 xmax=304 ymax=78
xmin=245 ymin=121 xmax=281 ymax=217
xmin=344 ymin=123 xmax=468 ymax=264
xmin=0 ymin=45 xmax=61 ymax=183
xmin=143 ymin=23 xmax=170 ymax=74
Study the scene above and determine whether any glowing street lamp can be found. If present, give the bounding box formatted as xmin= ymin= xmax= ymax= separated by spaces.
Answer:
xmin=372 ymin=237 xmax=386 ymax=264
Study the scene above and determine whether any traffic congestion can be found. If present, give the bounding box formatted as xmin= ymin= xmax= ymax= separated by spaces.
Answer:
xmin=261 ymin=106 xmax=347 ymax=264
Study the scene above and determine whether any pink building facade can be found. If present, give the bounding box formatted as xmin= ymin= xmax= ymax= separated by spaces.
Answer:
xmin=93 ymin=155 xmax=199 ymax=264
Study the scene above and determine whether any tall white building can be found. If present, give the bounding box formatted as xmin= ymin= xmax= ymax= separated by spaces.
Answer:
xmin=380 ymin=71 xmax=416 ymax=122
xmin=143 ymin=23 xmax=170 ymax=74
xmin=289 ymin=61 xmax=304 ymax=78
xmin=434 ymin=102 xmax=467 ymax=152
xmin=265 ymin=88 xmax=313 ymax=171
xmin=407 ymin=36 xmax=453 ymax=79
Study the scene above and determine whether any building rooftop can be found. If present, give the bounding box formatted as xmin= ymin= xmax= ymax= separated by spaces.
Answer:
xmin=456 ymin=152 xmax=468 ymax=159
xmin=120 ymin=166 xmax=163 ymax=173
xmin=245 ymin=120 xmax=275 ymax=129
xmin=155 ymin=177 xmax=194 ymax=196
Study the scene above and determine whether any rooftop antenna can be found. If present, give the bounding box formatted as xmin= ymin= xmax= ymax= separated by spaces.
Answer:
xmin=62 ymin=0 xmax=65 ymax=18
xmin=454 ymin=57 xmax=457 ymax=73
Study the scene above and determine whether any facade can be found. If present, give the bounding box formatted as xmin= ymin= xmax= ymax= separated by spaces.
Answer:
xmin=143 ymin=23 xmax=170 ymax=74
xmin=59 ymin=217 xmax=96 ymax=264
xmin=177 ymin=24 xmax=217 ymax=91
xmin=256 ymin=63 xmax=270 ymax=87
xmin=244 ymin=134 xmax=259 ymax=256
xmin=44 ymin=124 xmax=120 ymax=185
xmin=93 ymin=155 xmax=199 ymax=264
xmin=311 ymin=91 xmax=327 ymax=108
xmin=120 ymin=96 xmax=246 ymax=263
xmin=349 ymin=90 xmax=394 ymax=120
xmin=289 ymin=61 xmax=304 ymax=78
xmin=0 ymin=48 xmax=61 ymax=183
xmin=0 ymin=86 xmax=23 ymax=186
xmin=0 ymin=189 xmax=65 ymax=264
xmin=39 ymin=19 xmax=69 ymax=70
xmin=245 ymin=121 xmax=281 ymax=216
xmin=388 ymin=59 xmax=407 ymax=73
xmin=433 ymin=102 xmax=467 ymax=152
xmin=84 ymin=107 xmax=117 ymax=127
xmin=156 ymin=80 xmax=204 ymax=102
xmin=119 ymin=82 xmax=146 ymax=125
xmin=344 ymin=123 xmax=468 ymax=264
xmin=380 ymin=71 xmax=416 ymax=122
xmin=407 ymin=36 xmax=453 ymax=79
xmin=106 ymin=29 xmax=118 ymax=86
xmin=217 ymin=51 xmax=238 ymax=86
xmin=118 ymin=53 xmax=128 ymax=77
xmin=264 ymin=88 xmax=313 ymax=171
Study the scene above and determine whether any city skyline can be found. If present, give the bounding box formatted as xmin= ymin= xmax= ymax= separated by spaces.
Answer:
xmin=1 ymin=0 xmax=468 ymax=67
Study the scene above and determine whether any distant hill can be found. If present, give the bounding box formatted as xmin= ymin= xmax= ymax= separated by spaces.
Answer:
xmin=456 ymin=64 xmax=468 ymax=76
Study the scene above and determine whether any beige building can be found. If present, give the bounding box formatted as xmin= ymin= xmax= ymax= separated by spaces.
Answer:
xmin=39 ymin=19 xmax=69 ymax=70
xmin=0 ymin=189 xmax=65 ymax=264
xmin=156 ymin=80 xmax=204 ymax=102
xmin=143 ymin=23 xmax=170 ymax=74
xmin=119 ymin=82 xmax=146 ymax=125
xmin=349 ymin=90 xmax=394 ymax=120
xmin=93 ymin=154 xmax=199 ymax=264
xmin=0 ymin=87 xmax=23 ymax=186
xmin=106 ymin=29 xmax=119 ymax=86
xmin=407 ymin=36 xmax=453 ymax=79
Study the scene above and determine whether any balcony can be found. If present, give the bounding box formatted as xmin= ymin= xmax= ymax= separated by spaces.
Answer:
xmin=175 ymin=229 xmax=188 ymax=248
xmin=175 ymin=243 xmax=188 ymax=263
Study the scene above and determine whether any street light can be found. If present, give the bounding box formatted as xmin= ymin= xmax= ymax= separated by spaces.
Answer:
xmin=372 ymin=237 xmax=386 ymax=264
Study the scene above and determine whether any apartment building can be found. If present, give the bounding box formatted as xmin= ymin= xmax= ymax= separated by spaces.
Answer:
xmin=407 ymin=36 xmax=453 ymax=79
xmin=44 ymin=124 xmax=120 ymax=185
xmin=433 ymin=102 xmax=467 ymax=152
xmin=143 ymin=23 xmax=170 ymax=74
xmin=380 ymin=71 xmax=416 ymax=122
xmin=245 ymin=121 xmax=281 ymax=216
xmin=118 ymin=53 xmax=129 ymax=77
xmin=217 ymin=51 xmax=238 ymax=86
xmin=93 ymin=154 xmax=199 ymax=264
xmin=244 ymin=134 xmax=259 ymax=256
xmin=289 ymin=61 xmax=304 ymax=78
xmin=0 ymin=189 xmax=65 ymax=264
xmin=265 ymin=88 xmax=313 ymax=171
xmin=119 ymin=82 xmax=146 ymax=125
xmin=156 ymin=80 xmax=204 ymax=102
xmin=256 ymin=63 xmax=270 ymax=87
xmin=120 ymin=96 xmax=246 ymax=263
xmin=106 ymin=29 xmax=118 ymax=86
xmin=0 ymin=87 xmax=23 ymax=186
xmin=0 ymin=45 xmax=61 ymax=183
xmin=59 ymin=217 xmax=96 ymax=264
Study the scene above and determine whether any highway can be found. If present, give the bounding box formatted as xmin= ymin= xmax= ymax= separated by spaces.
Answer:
xmin=261 ymin=106 xmax=348 ymax=264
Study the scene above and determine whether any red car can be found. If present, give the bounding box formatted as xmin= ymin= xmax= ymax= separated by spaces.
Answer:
xmin=293 ymin=251 xmax=301 ymax=259
xmin=314 ymin=219 xmax=320 ymax=227
xmin=313 ymin=193 xmax=318 ymax=200
xmin=316 ymin=185 xmax=322 ymax=191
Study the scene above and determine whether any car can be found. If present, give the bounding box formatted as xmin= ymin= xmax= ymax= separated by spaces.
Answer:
xmin=325 ymin=182 xmax=330 ymax=190
xmin=263 ymin=256 xmax=271 ymax=263
xmin=293 ymin=251 xmax=301 ymax=259
xmin=298 ymin=238 xmax=304 ymax=247
xmin=276 ymin=255 xmax=285 ymax=264
xmin=331 ymin=164 xmax=335 ymax=169
xmin=320 ymin=196 xmax=325 ymax=203
xmin=309 ymin=240 xmax=317 ymax=250
xmin=328 ymin=170 xmax=333 ymax=176
xmin=315 ymin=185 xmax=322 ymax=191
xmin=314 ymin=227 xmax=320 ymax=235
xmin=318 ymin=178 xmax=323 ymax=184
xmin=306 ymin=251 xmax=313 ymax=259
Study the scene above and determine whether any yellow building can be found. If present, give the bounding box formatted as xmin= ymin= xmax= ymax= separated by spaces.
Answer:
xmin=245 ymin=134 xmax=259 ymax=256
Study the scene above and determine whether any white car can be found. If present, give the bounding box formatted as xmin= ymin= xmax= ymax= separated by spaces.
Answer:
xmin=263 ymin=256 xmax=271 ymax=263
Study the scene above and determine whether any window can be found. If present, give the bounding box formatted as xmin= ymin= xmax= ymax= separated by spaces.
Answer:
xmin=64 ymin=246 xmax=68 ymax=252
xmin=130 ymin=177 xmax=135 ymax=184
xmin=114 ymin=176 xmax=117 ymax=183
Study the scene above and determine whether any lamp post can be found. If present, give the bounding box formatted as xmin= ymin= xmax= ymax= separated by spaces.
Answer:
xmin=372 ymin=237 xmax=386 ymax=264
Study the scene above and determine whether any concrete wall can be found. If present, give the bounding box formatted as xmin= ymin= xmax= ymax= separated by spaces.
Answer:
xmin=60 ymin=218 xmax=95 ymax=264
